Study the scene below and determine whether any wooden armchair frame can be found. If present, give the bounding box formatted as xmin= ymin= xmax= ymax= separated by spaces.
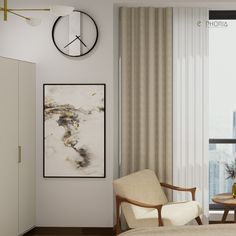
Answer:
xmin=115 ymin=183 xmax=202 ymax=236
xmin=160 ymin=183 xmax=196 ymax=200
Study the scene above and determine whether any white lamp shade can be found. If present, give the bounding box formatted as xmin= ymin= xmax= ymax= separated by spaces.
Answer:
xmin=26 ymin=18 xmax=42 ymax=26
xmin=50 ymin=5 xmax=75 ymax=16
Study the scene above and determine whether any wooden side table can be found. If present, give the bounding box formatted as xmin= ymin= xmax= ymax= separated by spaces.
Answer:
xmin=212 ymin=193 xmax=236 ymax=223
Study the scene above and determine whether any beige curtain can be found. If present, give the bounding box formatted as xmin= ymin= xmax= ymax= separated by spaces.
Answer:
xmin=120 ymin=7 xmax=173 ymax=191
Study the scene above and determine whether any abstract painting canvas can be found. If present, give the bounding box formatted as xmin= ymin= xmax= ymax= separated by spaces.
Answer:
xmin=43 ymin=84 xmax=105 ymax=178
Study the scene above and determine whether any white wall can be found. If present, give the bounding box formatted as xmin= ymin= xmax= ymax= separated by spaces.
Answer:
xmin=0 ymin=0 xmax=114 ymax=227
xmin=1 ymin=0 xmax=236 ymax=228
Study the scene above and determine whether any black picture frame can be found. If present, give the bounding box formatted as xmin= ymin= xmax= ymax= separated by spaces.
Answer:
xmin=43 ymin=83 xmax=106 ymax=178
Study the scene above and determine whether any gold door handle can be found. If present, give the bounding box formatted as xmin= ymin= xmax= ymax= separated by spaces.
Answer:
xmin=18 ymin=146 xmax=22 ymax=163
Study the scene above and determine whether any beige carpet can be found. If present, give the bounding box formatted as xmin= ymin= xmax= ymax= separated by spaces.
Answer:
xmin=119 ymin=224 xmax=236 ymax=236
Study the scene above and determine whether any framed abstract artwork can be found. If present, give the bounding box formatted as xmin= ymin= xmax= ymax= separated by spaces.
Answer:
xmin=43 ymin=84 xmax=106 ymax=178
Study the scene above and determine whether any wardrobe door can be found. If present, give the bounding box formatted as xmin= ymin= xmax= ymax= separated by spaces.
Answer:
xmin=18 ymin=61 xmax=36 ymax=234
xmin=0 ymin=57 xmax=19 ymax=236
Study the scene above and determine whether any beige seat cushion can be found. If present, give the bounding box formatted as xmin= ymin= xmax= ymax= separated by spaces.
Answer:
xmin=125 ymin=201 xmax=202 ymax=228
xmin=113 ymin=169 xmax=168 ymax=205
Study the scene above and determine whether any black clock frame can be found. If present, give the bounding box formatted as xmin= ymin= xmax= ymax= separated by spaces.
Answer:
xmin=52 ymin=10 xmax=99 ymax=58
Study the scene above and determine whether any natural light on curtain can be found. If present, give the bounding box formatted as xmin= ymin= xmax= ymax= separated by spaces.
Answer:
xmin=119 ymin=7 xmax=173 ymax=199
xmin=173 ymin=8 xmax=209 ymax=221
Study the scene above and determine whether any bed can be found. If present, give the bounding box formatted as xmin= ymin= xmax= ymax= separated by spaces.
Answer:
xmin=119 ymin=224 xmax=236 ymax=236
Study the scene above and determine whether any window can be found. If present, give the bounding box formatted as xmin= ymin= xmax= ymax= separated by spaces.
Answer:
xmin=209 ymin=11 xmax=236 ymax=210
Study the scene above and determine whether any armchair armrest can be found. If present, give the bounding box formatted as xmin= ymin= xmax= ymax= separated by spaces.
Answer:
xmin=160 ymin=183 xmax=196 ymax=200
xmin=117 ymin=195 xmax=163 ymax=210
xmin=115 ymin=195 xmax=163 ymax=236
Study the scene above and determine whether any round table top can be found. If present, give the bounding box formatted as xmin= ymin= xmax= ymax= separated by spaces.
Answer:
xmin=212 ymin=193 xmax=236 ymax=207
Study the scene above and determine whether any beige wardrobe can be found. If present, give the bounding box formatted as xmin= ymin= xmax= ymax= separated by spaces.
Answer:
xmin=0 ymin=57 xmax=35 ymax=236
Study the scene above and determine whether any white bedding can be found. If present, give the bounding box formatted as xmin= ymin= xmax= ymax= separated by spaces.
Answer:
xmin=119 ymin=224 xmax=236 ymax=236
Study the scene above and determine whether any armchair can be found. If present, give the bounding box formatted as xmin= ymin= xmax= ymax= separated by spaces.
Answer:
xmin=113 ymin=169 xmax=202 ymax=235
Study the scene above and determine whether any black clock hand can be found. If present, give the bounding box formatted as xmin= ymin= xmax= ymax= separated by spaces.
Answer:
xmin=64 ymin=37 xmax=79 ymax=48
xmin=76 ymin=35 xmax=88 ymax=48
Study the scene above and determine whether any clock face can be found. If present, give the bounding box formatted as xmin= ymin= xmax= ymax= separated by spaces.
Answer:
xmin=52 ymin=10 xmax=98 ymax=57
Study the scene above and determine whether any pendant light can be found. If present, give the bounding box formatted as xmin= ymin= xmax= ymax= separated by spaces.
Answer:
xmin=0 ymin=0 xmax=75 ymax=26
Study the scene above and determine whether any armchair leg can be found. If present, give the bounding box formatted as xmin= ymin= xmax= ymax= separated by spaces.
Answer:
xmin=195 ymin=216 xmax=203 ymax=225
xmin=116 ymin=196 xmax=122 ymax=236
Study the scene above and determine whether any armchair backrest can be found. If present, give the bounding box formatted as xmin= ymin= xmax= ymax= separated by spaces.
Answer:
xmin=113 ymin=169 xmax=168 ymax=228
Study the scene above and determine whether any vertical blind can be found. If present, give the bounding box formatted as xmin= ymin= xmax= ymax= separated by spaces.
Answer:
xmin=173 ymin=7 xmax=209 ymax=220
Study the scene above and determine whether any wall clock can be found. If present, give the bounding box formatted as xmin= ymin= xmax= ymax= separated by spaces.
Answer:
xmin=52 ymin=10 xmax=98 ymax=57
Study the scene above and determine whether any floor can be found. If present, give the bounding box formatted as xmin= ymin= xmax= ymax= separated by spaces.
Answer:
xmin=24 ymin=228 xmax=115 ymax=236
xmin=25 ymin=223 xmax=233 ymax=236
xmin=26 ymin=233 xmax=114 ymax=236
xmin=25 ymin=233 xmax=114 ymax=236
xmin=27 ymin=234 xmax=114 ymax=236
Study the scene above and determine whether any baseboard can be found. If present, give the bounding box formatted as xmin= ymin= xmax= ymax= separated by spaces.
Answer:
xmin=19 ymin=226 xmax=35 ymax=236
xmin=23 ymin=227 xmax=115 ymax=235
xmin=209 ymin=210 xmax=235 ymax=222
xmin=209 ymin=221 xmax=234 ymax=224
